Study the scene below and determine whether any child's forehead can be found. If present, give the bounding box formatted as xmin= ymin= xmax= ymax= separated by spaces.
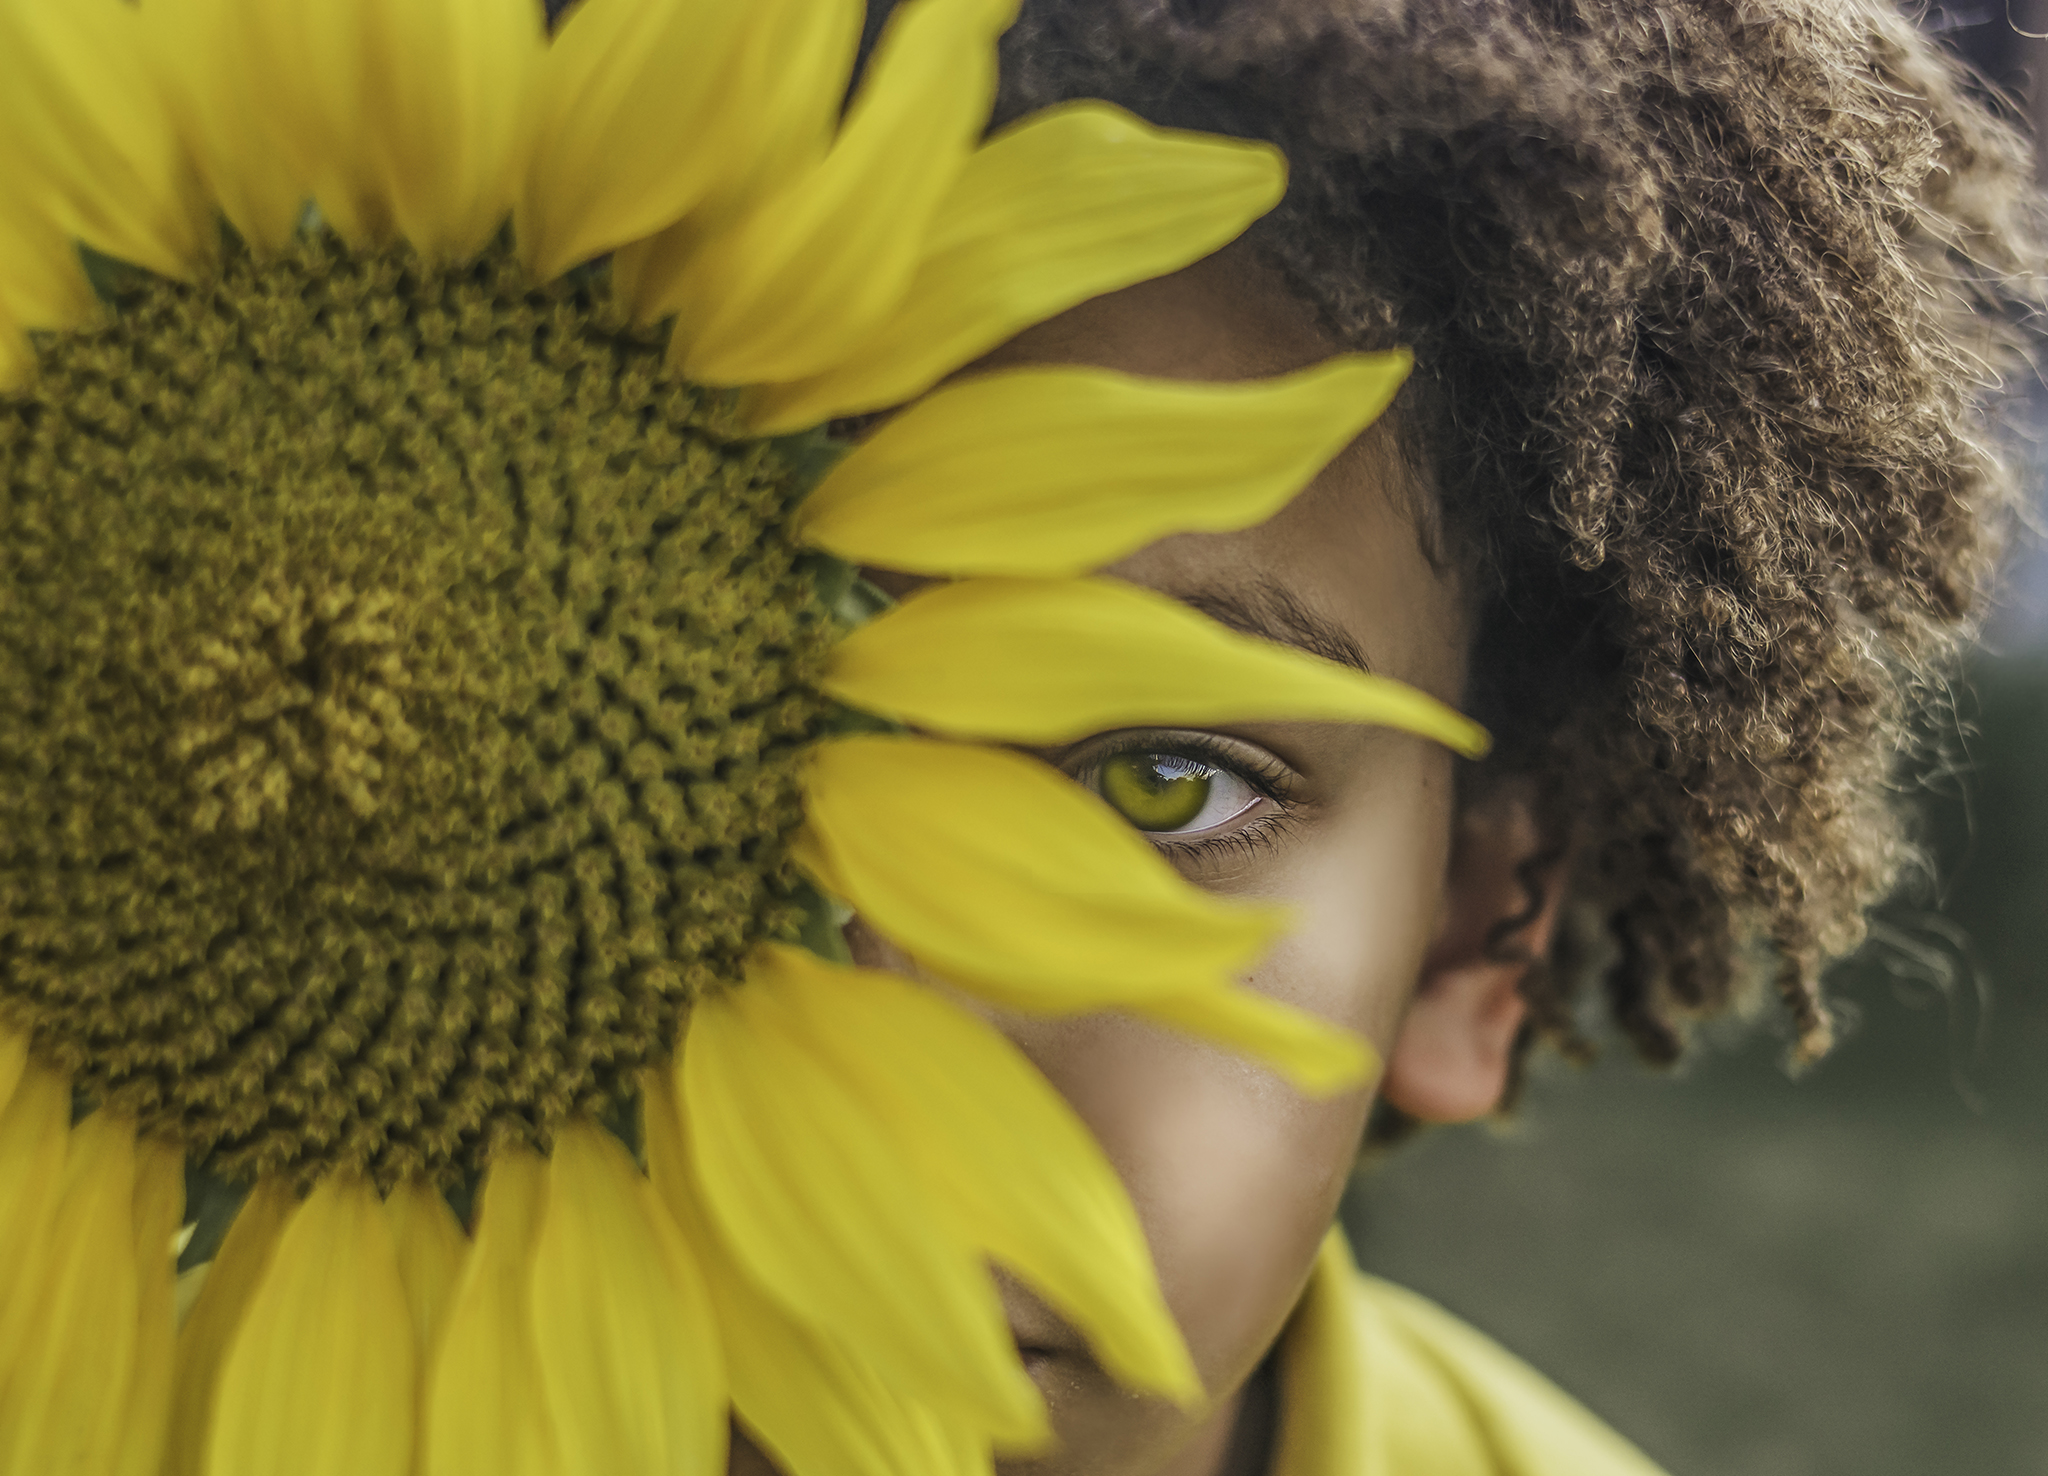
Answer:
xmin=1101 ymin=449 xmax=1473 ymax=708
xmin=970 ymin=238 xmax=1339 ymax=385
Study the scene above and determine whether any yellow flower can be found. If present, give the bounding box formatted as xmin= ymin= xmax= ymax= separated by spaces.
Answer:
xmin=0 ymin=0 xmax=1490 ymax=1473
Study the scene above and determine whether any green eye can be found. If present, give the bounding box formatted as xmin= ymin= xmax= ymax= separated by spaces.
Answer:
xmin=1099 ymin=751 xmax=1214 ymax=832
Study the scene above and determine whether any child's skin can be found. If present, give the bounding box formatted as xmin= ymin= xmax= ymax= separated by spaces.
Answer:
xmin=813 ymin=241 xmax=1569 ymax=1476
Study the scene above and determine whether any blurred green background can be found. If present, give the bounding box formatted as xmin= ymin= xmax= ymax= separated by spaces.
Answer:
xmin=1344 ymin=651 xmax=2048 ymax=1475
xmin=1343 ymin=13 xmax=2048 ymax=1466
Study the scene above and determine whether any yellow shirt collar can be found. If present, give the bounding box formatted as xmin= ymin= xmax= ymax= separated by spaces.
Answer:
xmin=1269 ymin=1231 xmax=1669 ymax=1476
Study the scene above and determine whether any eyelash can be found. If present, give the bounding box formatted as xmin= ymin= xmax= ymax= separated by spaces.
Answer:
xmin=1077 ymin=731 xmax=1300 ymax=864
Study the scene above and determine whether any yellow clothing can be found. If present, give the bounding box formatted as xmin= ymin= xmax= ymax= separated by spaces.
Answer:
xmin=1273 ymin=1234 xmax=1669 ymax=1476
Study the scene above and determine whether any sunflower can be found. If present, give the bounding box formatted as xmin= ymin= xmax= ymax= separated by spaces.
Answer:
xmin=0 ymin=0 xmax=1488 ymax=1472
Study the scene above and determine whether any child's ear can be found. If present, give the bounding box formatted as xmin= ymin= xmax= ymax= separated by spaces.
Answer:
xmin=1380 ymin=781 xmax=1568 ymax=1124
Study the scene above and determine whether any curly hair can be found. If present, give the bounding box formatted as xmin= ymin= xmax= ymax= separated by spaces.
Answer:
xmin=956 ymin=0 xmax=2048 ymax=1080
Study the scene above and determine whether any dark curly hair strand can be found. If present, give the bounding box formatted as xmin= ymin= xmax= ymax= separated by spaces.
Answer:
xmin=971 ymin=0 xmax=2047 ymax=1087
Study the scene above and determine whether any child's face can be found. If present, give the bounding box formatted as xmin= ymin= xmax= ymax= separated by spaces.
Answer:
xmin=831 ymin=246 xmax=1526 ymax=1476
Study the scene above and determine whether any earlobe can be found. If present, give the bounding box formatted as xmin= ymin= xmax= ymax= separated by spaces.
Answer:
xmin=1379 ymin=784 xmax=1567 ymax=1124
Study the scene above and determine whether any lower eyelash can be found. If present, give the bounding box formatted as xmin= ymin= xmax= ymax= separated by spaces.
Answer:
xmin=1155 ymin=809 xmax=1297 ymax=865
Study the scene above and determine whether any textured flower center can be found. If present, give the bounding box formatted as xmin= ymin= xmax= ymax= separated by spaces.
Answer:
xmin=0 ymin=238 xmax=835 ymax=1185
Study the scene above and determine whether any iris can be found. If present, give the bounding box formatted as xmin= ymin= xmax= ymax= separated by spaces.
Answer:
xmin=1100 ymin=752 xmax=1216 ymax=833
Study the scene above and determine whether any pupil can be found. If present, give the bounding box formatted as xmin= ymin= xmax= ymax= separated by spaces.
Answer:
xmin=1101 ymin=752 xmax=1212 ymax=832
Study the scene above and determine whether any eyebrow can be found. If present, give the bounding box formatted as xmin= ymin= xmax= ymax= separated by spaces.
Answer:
xmin=1176 ymin=579 xmax=1376 ymax=675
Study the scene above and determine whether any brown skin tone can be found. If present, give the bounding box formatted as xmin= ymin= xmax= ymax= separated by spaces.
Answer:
xmin=734 ymin=243 xmax=1568 ymax=1476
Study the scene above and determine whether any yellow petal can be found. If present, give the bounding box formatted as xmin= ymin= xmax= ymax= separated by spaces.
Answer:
xmin=0 ymin=0 xmax=204 ymax=277
xmin=643 ymin=1070 xmax=986 ymax=1476
xmin=797 ymin=355 xmax=1411 ymax=575
xmin=530 ymin=1122 xmax=726 ymax=1476
xmin=797 ymin=734 xmax=1276 ymax=1008
xmin=795 ymin=735 xmax=1373 ymax=1092
xmin=305 ymin=0 xmax=541 ymax=256
xmin=0 ymin=186 xmax=96 ymax=330
xmin=827 ymin=575 xmax=1490 ymax=754
xmin=683 ymin=960 xmax=1046 ymax=1446
xmin=112 ymin=1136 xmax=187 ymax=1476
xmin=424 ymin=1149 xmax=557 ymax=1476
xmin=0 ymin=1026 xmax=25 ymax=1113
xmin=0 ymin=310 xmax=29 ymax=394
xmin=387 ymin=1179 xmax=467 ymax=1360
xmin=0 ymin=1060 xmax=71 ymax=1365
xmin=535 ymin=0 xmax=861 ymax=285
xmin=765 ymin=945 xmax=1204 ymax=1405
xmin=174 ymin=1263 xmax=211 ymax=1328
xmin=0 ymin=1111 xmax=142 ymax=1473
xmin=165 ymin=1178 xmax=295 ymax=1476
xmin=610 ymin=0 xmax=862 ymax=321
xmin=206 ymin=0 xmax=537 ymax=254
xmin=1123 ymin=986 xmax=1378 ymax=1097
xmin=520 ymin=0 xmax=757 ymax=279
xmin=386 ymin=1182 xmax=466 ymax=1476
xmin=748 ymin=104 xmax=1286 ymax=433
xmin=207 ymin=1175 xmax=415 ymax=1476
xmin=135 ymin=0 xmax=305 ymax=254
xmin=675 ymin=0 xmax=1018 ymax=387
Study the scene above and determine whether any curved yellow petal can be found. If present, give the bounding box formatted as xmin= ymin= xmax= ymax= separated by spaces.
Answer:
xmin=0 ymin=1060 xmax=71 ymax=1367
xmin=0 ymin=0 xmax=204 ymax=277
xmin=302 ymin=0 xmax=541 ymax=256
xmin=387 ymin=1179 xmax=467 ymax=1357
xmin=0 ymin=186 xmax=96 ymax=331
xmin=202 ymin=0 xmax=535 ymax=253
xmin=521 ymin=0 xmax=751 ymax=279
xmin=136 ymin=0 xmax=305 ymax=254
xmin=643 ymin=1070 xmax=986 ymax=1476
xmin=828 ymin=575 xmax=1490 ymax=754
xmin=165 ymin=1178 xmax=295 ymax=1476
xmin=0 ymin=1111 xmax=142 ymax=1473
xmin=174 ymin=1263 xmax=211 ymax=1328
xmin=610 ymin=0 xmax=861 ymax=320
xmin=675 ymin=0 xmax=1017 ymax=387
xmin=535 ymin=0 xmax=860 ymax=284
xmin=207 ymin=1175 xmax=415 ymax=1476
xmin=765 ymin=944 xmax=1204 ymax=1406
xmin=1129 ymin=987 xmax=1378 ymax=1097
xmin=798 ymin=734 xmax=1276 ymax=1006
xmin=112 ymin=1136 xmax=187 ymax=1476
xmin=0 ymin=308 xmax=29 ymax=394
xmin=798 ymin=355 xmax=1411 ymax=576
xmin=424 ymin=1149 xmax=557 ymax=1476
xmin=529 ymin=1122 xmax=727 ymax=1476
xmin=748 ymin=104 xmax=1287 ymax=433
xmin=387 ymin=1181 xmax=467 ymax=1476
xmin=682 ymin=958 xmax=1046 ymax=1447
xmin=0 ymin=1026 xmax=25 ymax=1112
xmin=795 ymin=735 xmax=1373 ymax=1092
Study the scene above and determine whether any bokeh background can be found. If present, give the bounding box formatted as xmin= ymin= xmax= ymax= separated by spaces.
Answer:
xmin=1342 ymin=9 xmax=2048 ymax=1473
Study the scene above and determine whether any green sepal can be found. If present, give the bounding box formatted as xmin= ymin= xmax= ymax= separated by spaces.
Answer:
xmin=804 ymin=550 xmax=856 ymax=613
xmin=177 ymin=1162 xmax=252 ymax=1272
xmin=837 ymin=573 xmax=894 ymax=627
xmin=75 ymin=244 xmax=152 ymax=306
xmin=800 ymin=551 xmax=896 ymax=630
xmin=769 ymin=424 xmax=849 ymax=504
xmin=792 ymin=877 xmax=854 ymax=965
xmin=597 ymin=1084 xmax=646 ymax=1169
xmin=819 ymin=703 xmax=903 ymax=738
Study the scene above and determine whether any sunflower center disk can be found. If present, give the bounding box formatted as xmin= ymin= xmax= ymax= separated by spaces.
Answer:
xmin=0 ymin=239 xmax=835 ymax=1185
